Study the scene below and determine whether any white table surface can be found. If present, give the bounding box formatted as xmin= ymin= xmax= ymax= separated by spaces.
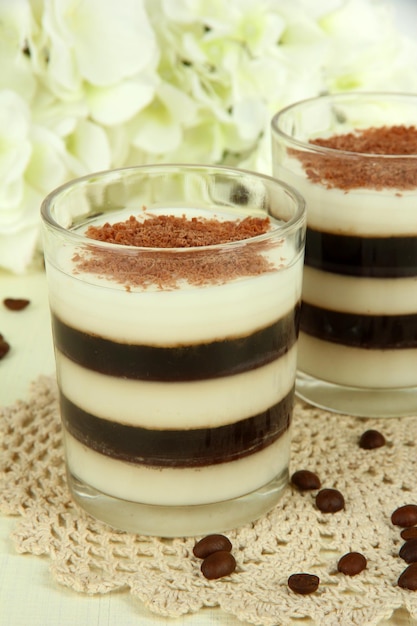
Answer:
xmin=1 ymin=2 xmax=417 ymax=623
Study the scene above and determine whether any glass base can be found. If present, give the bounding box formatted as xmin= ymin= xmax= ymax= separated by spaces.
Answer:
xmin=296 ymin=371 xmax=417 ymax=418
xmin=68 ymin=469 xmax=288 ymax=537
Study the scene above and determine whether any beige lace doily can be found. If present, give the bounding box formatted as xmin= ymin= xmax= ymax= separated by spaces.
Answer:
xmin=1 ymin=376 xmax=417 ymax=626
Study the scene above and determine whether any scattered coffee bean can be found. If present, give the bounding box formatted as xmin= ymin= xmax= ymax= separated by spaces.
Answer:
xmin=287 ymin=573 xmax=320 ymax=595
xmin=200 ymin=550 xmax=236 ymax=580
xmin=193 ymin=534 xmax=232 ymax=559
xmin=391 ymin=505 xmax=417 ymax=528
xmin=316 ymin=488 xmax=345 ymax=513
xmin=359 ymin=429 xmax=385 ymax=449
xmin=3 ymin=297 xmax=30 ymax=311
xmin=398 ymin=563 xmax=417 ymax=591
xmin=291 ymin=469 xmax=321 ymax=491
xmin=399 ymin=538 xmax=417 ymax=564
xmin=401 ymin=527 xmax=417 ymax=541
xmin=337 ymin=552 xmax=367 ymax=576
xmin=0 ymin=334 xmax=10 ymax=359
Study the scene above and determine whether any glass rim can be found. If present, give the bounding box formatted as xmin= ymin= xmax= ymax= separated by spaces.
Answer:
xmin=271 ymin=91 xmax=417 ymax=160
xmin=40 ymin=162 xmax=306 ymax=253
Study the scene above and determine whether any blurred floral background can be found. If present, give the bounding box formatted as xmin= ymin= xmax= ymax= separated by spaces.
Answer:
xmin=1 ymin=0 xmax=417 ymax=273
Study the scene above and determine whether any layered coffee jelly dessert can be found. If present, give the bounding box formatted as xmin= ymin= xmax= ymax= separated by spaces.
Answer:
xmin=46 ymin=207 xmax=302 ymax=510
xmin=283 ymin=125 xmax=417 ymax=389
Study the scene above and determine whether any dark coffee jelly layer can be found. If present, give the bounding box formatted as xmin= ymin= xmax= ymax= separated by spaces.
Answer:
xmin=305 ymin=228 xmax=417 ymax=277
xmin=301 ymin=302 xmax=417 ymax=349
xmin=52 ymin=307 xmax=299 ymax=381
xmin=60 ymin=390 xmax=293 ymax=468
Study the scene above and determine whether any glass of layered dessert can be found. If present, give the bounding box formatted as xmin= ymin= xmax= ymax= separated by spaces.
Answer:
xmin=41 ymin=164 xmax=305 ymax=536
xmin=271 ymin=92 xmax=417 ymax=418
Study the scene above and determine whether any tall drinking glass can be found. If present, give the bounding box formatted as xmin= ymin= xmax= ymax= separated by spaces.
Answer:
xmin=41 ymin=164 xmax=305 ymax=536
xmin=272 ymin=92 xmax=417 ymax=417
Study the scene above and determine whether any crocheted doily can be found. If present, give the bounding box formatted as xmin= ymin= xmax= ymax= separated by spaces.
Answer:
xmin=1 ymin=376 xmax=417 ymax=626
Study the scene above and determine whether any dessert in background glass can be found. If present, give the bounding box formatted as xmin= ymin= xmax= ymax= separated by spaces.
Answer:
xmin=41 ymin=164 xmax=305 ymax=536
xmin=271 ymin=92 xmax=417 ymax=418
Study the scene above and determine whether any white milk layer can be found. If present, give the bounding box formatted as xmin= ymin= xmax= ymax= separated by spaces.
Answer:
xmin=57 ymin=345 xmax=296 ymax=428
xmin=298 ymin=332 xmax=417 ymax=388
xmin=46 ymin=255 xmax=302 ymax=346
xmin=280 ymin=157 xmax=417 ymax=236
xmin=46 ymin=204 xmax=303 ymax=344
xmin=65 ymin=429 xmax=291 ymax=506
xmin=302 ymin=266 xmax=417 ymax=315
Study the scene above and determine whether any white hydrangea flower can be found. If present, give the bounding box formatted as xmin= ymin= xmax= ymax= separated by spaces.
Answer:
xmin=0 ymin=89 xmax=70 ymax=272
xmin=85 ymin=76 xmax=157 ymax=127
xmin=32 ymin=0 xmax=159 ymax=128
xmin=128 ymin=81 xmax=199 ymax=154
xmin=0 ymin=90 xmax=32 ymax=216
xmin=321 ymin=0 xmax=417 ymax=92
xmin=39 ymin=0 xmax=157 ymax=87
xmin=0 ymin=86 xmax=113 ymax=272
xmin=146 ymin=0 xmax=332 ymax=168
xmin=0 ymin=0 xmax=37 ymax=100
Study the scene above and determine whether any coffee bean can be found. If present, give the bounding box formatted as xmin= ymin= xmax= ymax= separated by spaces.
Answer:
xmin=392 ymin=505 xmax=417 ymax=528
xmin=316 ymin=488 xmax=345 ymax=513
xmin=337 ymin=552 xmax=367 ymax=576
xmin=193 ymin=534 xmax=232 ymax=559
xmin=359 ymin=429 xmax=385 ymax=449
xmin=291 ymin=469 xmax=321 ymax=491
xmin=3 ymin=297 xmax=30 ymax=311
xmin=401 ymin=527 xmax=417 ymax=541
xmin=200 ymin=550 xmax=236 ymax=580
xmin=398 ymin=563 xmax=417 ymax=590
xmin=399 ymin=539 xmax=417 ymax=564
xmin=287 ymin=573 xmax=319 ymax=595
xmin=0 ymin=334 xmax=10 ymax=359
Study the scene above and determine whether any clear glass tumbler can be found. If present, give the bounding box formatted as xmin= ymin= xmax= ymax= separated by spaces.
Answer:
xmin=272 ymin=92 xmax=417 ymax=418
xmin=41 ymin=164 xmax=305 ymax=536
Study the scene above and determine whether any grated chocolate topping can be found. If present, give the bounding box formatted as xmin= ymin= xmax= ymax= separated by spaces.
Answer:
xmin=73 ymin=213 xmax=277 ymax=290
xmin=293 ymin=125 xmax=417 ymax=191
xmin=85 ymin=213 xmax=271 ymax=248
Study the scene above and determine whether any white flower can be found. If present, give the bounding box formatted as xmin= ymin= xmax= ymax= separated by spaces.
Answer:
xmin=32 ymin=0 xmax=159 ymax=126
xmin=0 ymin=86 xmax=113 ymax=272
xmin=0 ymin=89 xmax=67 ymax=272
xmin=0 ymin=0 xmax=37 ymax=100
xmin=85 ymin=77 xmax=157 ymax=127
xmin=1 ymin=0 xmax=417 ymax=272
xmin=38 ymin=0 xmax=157 ymax=89
xmin=128 ymin=81 xmax=199 ymax=154
xmin=321 ymin=0 xmax=417 ymax=92
xmin=0 ymin=90 xmax=32 ymax=218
